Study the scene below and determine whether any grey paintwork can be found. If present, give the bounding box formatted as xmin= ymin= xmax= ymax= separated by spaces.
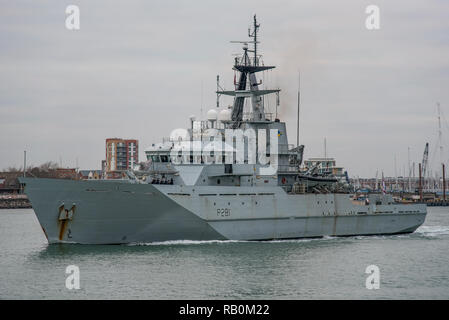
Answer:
xmin=20 ymin=178 xmax=225 ymax=244
xmin=20 ymin=177 xmax=426 ymax=244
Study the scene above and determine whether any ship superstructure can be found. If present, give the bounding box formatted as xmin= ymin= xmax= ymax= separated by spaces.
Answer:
xmin=20 ymin=16 xmax=427 ymax=244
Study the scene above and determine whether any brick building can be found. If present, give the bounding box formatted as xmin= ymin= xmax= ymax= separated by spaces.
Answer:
xmin=105 ymin=138 xmax=138 ymax=172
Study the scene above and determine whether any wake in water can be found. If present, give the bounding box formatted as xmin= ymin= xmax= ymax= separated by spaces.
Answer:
xmin=415 ymin=225 xmax=449 ymax=237
xmin=128 ymin=226 xmax=449 ymax=246
xmin=129 ymin=235 xmax=342 ymax=246
xmin=128 ymin=239 xmax=249 ymax=246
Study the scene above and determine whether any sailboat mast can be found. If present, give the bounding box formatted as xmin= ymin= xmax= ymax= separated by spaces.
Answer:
xmin=297 ymin=71 xmax=300 ymax=147
xmin=438 ymin=102 xmax=443 ymax=167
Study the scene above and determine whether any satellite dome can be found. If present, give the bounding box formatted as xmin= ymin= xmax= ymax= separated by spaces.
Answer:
xmin=218 ymin=109 xmax=231 ymax=121
xmin=207 ymin=109 xmax=218 ymax=121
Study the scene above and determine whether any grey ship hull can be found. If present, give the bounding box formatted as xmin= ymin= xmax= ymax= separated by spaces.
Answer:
xmin=21 ymin=178 xmax=427 ymax=244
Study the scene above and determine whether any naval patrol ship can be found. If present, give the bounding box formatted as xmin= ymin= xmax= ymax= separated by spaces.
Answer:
xmin=20 ymin=16 xmax=427 ymax=244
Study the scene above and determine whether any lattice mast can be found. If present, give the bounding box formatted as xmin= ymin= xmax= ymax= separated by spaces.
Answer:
xmin=217 ymin=15 xmax=280 ymax=128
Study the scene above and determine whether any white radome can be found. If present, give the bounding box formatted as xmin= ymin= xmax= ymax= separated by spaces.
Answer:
xmin=170 ymin=128 xmax=189 ymax=142
xmin=207 ymin=109 xmax=218 ymax=121
xmin=218 ymin=109 xmax=231 ymax=121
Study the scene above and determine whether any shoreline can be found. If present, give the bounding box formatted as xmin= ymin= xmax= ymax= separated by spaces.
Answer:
xmin=0 ymin=195 xmax=32 ymax=209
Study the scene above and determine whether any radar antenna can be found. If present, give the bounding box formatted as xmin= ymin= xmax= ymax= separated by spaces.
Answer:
xmin=249 ymin=14 xmax=260 ymax=66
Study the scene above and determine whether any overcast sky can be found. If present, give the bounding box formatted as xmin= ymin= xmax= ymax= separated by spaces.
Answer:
xmin=1 ymin=0 xmax=448 ymax=177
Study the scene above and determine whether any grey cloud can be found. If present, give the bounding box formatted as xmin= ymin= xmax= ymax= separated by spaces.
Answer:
xmin=0 ymin=0 xmax=448 ymax=177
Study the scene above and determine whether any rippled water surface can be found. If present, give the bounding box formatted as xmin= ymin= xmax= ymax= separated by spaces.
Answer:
xmin=1 ymin=207 xmax=448 ymax=299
